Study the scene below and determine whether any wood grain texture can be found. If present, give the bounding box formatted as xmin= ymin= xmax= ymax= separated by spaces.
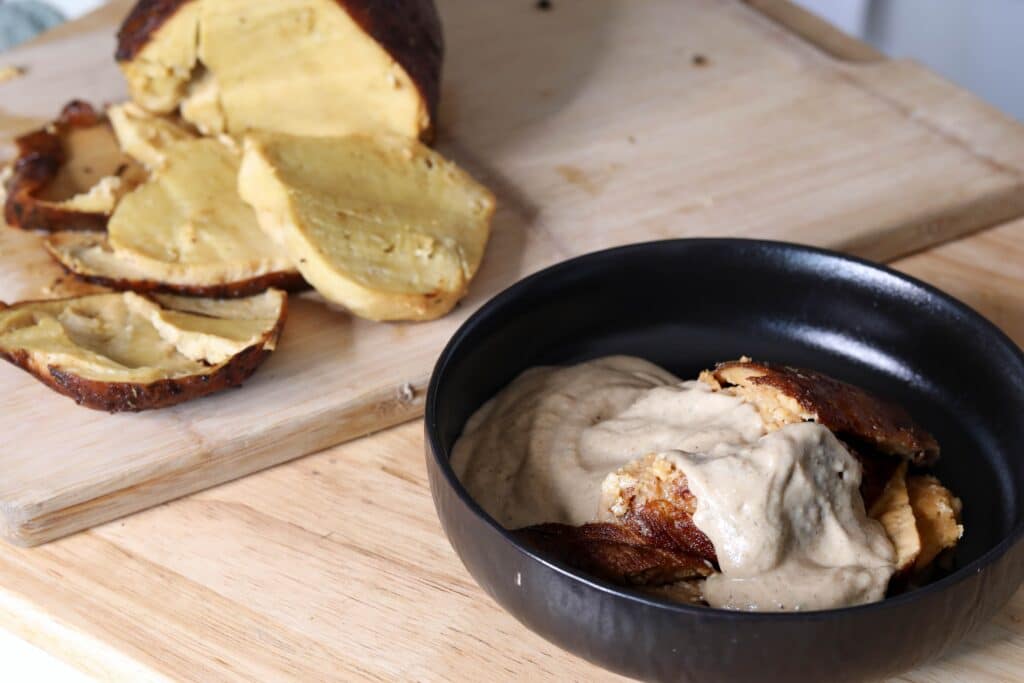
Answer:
xmin=0 ymin=217 xmax=1021 ymax=682
xmin=3 ymin=0 xmax=1024 ymax=547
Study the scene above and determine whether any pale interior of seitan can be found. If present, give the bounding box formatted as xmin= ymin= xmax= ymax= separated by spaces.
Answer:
xmin=699 ymin=362 xmax=813 ymax=430
xmin=0 ymin=290 xmax=283 ymax=383
xmin=36 ymin=119 xmax=146 ymax=212
xmin=907 ymin=474 xmax=964 ymax=570
xmin=238 ymin=132 xmax=494 ymax=321
xmin=107 ymin=101 xmax=197 ymax=170
xmin=123 ymin=0 xmax=429 ymax=138
xmin=868 ymin=462 xmax=921 ymax=572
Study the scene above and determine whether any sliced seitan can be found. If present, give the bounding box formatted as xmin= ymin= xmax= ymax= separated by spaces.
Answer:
xmin=238 ymin=132 xmax=494 ymax=321
xmin=4 ymin=101 xmax=146 ymax=232
xmin=907 ymin=474 xmax=964 ymax=571
xmin=116 ymin=0 xmax=443 ymax=140
xmin=868 ymin=462 xmax=921 ymax=574
xmin=705 ymin=359 xmax=940 ymax=465
xmin=45 ymin=137 xmax=301 ymax=297
xmin=107 ymin=101 xmax=197 ymax=169
xmin=0 ymin=289 xmax=286 ymax=411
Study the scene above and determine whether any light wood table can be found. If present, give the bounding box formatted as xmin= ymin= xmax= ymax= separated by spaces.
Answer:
xmin=0 ymin=1 xmax=1022 ymax=681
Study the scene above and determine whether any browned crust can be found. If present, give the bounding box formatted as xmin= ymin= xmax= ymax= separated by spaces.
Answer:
xmin=115 ymin=0 xmax=443 ymax=140
xmin=5 ymin=101 xmax=113 ymax=232
xmin=43 ymin=239 xmax=308 ymax=298
xmin=115 ymin=0 xmax=196 ymax=62
xmin=518 ymin=457 xmax=717 ymax=587
xmin=852 ymin=447 xmax=902 ymax=511
xmin=713 ymin=360 xmax=940 ymax=465
xmin=340 ymin=0 xmax=443 ymax=140
xmin=0 ymin=293 xmax=286 ymax=412
xmin=516 ymin=522 xmax=715 ymax=586
xmin=65 ymin=269 xmax=308 ymax=298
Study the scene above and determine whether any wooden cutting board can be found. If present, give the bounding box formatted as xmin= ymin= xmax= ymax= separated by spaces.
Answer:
xmin=2 ymin=0 xmax=1024 ymax=546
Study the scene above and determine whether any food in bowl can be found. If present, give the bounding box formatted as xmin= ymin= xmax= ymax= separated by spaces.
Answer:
xmin=451 ymin=355 xmax=961 ymax=612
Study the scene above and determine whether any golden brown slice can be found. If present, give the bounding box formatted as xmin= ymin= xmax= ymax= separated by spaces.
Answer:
xmin=704 ymin=359 xmax=940 ymax=465
xmin=107 ymin=101 xmax=196 ymax=169
xmin=868 ymin=462 xmax=921 ymax=573
xmin=4 ymin=101 xmax=146 ymax=232
xmin=238 ymin=132 xmax=495 ymax=321
xmin=907 ymin=475 xmax=963 ymax=571
xmin=116 ymin=0 xmax=442 ymax=140
xmin=45 ymin=138 xmax=302 ymax=297
xmin=0 ymin=289 xmax=286 ymax=412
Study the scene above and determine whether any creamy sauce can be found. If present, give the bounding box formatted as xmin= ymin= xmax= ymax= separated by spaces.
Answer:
xmin=451 ymin=356 xmax=897 ymax=612
xmin=451 ymin=356 xmax=680 ymax=528
xmin=667 ymin=423 xmax=895 ymax=610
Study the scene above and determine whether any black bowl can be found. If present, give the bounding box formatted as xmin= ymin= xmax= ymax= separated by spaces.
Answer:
xmin=424 ymin=239 xmax=1024 ymax=683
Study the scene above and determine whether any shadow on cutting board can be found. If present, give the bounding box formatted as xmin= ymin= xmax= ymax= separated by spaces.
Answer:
xmin=432 ymin=0 xmax=620 ymax=296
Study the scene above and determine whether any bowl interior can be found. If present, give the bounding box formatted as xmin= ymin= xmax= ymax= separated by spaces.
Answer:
xmin=429 ymin=239 xmax=1024 ymax=579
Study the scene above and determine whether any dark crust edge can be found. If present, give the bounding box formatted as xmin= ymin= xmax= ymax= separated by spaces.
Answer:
xmin=515 ymin=522 xmax=714 ymax=586
xmin=713 ymin=360 xmax=941 ymax=466
xmin=115 ymin=0 xmax=443 ymax=140
xmin=115 ymin=0 xmax=196 ymax=62
xmin=66 ymin=269 xmax=309 ymax=298
xmin=0 ymin=292 xmax=287 ymax=412
xmin=5 ymin=101 xmax=112 ymax=233
xmin=44 ymin=239 xmax=308 ymax=298
xmin=340 ymin=0 xmax=444 ymax=140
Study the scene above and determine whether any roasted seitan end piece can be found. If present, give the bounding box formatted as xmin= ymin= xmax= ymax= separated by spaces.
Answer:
xmin=0 ymin=289 xmax=286 ymax=411
xmin=45 ymin=137 xmax=300 ymax=297
xmin=5 ymin=101 xmax=146 ymax=232
xmin=907 ymin=475 xmax=963 ymax=571
xmin=107 ymin=101 xmax=197 ymax=169
xmin=516 ymin=454 xmax=717 ymax=588
xmin=515 ymin=523 xmax=715 ymax=586
xmin=116 ymin=0 xmax=201 ymax=113
xmin=705 ymin=359 xmax=940 ymax=465
xmin=116 ymin=0 xmax=442 ymax=141
xmin=868 ymin=462 xmax=921 ymax=574
xmin=238 ymin=132 xmax=495 ymax=322
xmin=599 ymin=453 xmax=717 ymax=561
